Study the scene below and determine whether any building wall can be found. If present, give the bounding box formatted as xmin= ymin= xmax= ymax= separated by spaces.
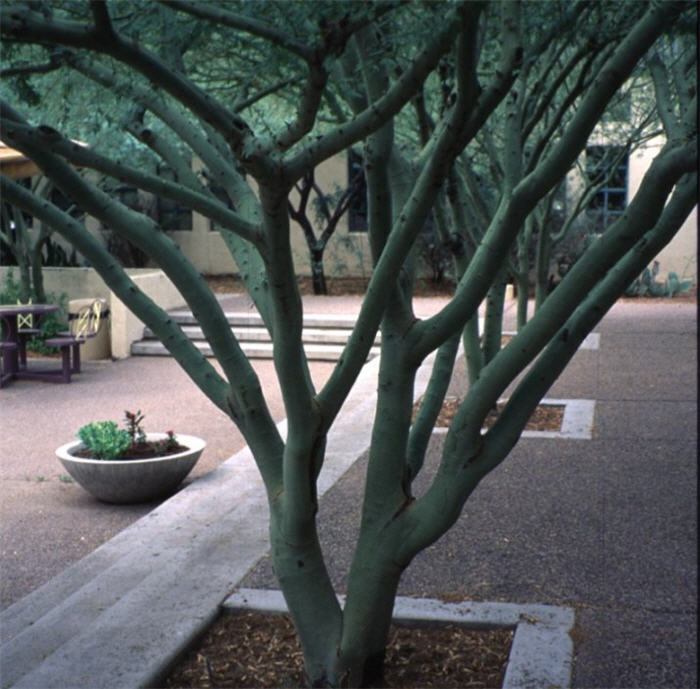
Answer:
xmin=172 ymin=153 xmax=374 ymax=278
xmin=627 ymin=136 xmax=697 ymax=283
xmin=4 ymin=148 xmax=695 ymax=286
xmin=179 ymin=146 xmax=696 ymax=285
xmin=566 ymin=133 xmax=696 ymax=284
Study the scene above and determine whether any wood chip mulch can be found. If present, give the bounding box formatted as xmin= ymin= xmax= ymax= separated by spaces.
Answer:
xmin=205 ymin=275 xmax=456 ymax=297
xmin=414 ymin=397 xmax=565 ymax=432
xmin=164 ymin=611 xmax=513 ymax=688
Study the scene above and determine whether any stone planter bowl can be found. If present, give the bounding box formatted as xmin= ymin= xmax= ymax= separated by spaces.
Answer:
xmin=56 ymin=433 xmax=206 ymax=504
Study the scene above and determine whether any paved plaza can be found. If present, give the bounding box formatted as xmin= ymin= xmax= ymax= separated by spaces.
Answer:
xmin=0 ymin=297 xmax=696 ymax=688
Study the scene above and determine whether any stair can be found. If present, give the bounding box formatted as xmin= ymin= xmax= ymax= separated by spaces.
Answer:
xmin=130 ymin=310 xmax=381 ymax=362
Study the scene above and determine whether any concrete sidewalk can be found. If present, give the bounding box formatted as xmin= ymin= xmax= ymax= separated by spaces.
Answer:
xmin=0 ymin=293 xmax=446 ymax=609
xmin=1 ymin=298 xmax=696 ymax=688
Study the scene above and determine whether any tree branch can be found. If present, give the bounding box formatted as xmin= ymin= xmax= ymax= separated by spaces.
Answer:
xmin=283 ymin=14 xmax=462 ymax=183
xmin=1 ymin=173 xmax=234 ymax=412
xmin=0 ymin=110 xmax=263 ymax=248
xmin=1 ymin=2 xmax=258 ymax=165
xmin=160 ymin=0 xmax=314 ymax=60
xmin=412 ymin=0 xmax=686 ymax=361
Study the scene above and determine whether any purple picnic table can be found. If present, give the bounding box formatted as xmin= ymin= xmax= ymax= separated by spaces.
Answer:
xmin=0 ymin=303 xmax=67 ymax=385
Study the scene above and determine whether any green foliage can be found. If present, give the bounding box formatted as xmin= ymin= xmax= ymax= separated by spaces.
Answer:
xmin=624 ymin=261 xmax=692 ymax=298
xmin=25 ymin=309 xmax=67 ymax=355
xmin=76 ymin=411 xmax=179 ymax=459
xmin=0 ymin=269 xmax=69 ymax=353
xmin=0 ymin=268 xmax=22 ymax=303
xmin=665 ymin=271 xmax=693 ymax=297
xmin=77 ymin=421 xmax=132 ymax=460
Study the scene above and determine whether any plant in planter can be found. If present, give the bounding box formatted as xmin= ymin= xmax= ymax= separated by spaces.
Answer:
xmin=57 ymin=410 xmax=206 ymax=504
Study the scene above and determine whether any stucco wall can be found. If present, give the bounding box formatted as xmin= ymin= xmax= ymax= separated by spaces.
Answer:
xmin=179 ymin=146 xmax=695 ymax=285
xmin=172 ymin=152 xmax=374 ymax=279
xmin=109 ymin=270 xmax=185 ymax=358
xmin=627 ymin=137 xmax=697 ymax=283
xmin=566 ymin=134 xmax=697 ymax=284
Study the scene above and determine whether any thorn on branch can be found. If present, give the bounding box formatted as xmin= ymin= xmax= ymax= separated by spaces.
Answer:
xmin=37 ymin=125 xmax=61 ymax=140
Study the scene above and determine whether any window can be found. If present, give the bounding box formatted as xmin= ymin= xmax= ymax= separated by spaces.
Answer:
xmin=155 ymin=168 xmax=193 ymax=231
xmin=347 ymin=150 xmax=368 ymax=233
xmin=586 ymin=145 xmax=628 ymax=232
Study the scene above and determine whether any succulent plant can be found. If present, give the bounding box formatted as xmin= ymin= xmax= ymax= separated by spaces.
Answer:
xmin=77 ymin=421 xmax=132 ymax=460
xmin=625 ymin=262 xmax=692 ymax=298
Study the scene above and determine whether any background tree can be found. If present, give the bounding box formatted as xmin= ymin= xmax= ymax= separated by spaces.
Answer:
xmin=1 ymin=177 xmax=51 ymax=302
xmin=287 ymin=162 xmax=365 ymax=295
xmin=0 ymin=1 xmax=696 ymax=686
xmin=0 ymin=175 xmax=81 ymax=301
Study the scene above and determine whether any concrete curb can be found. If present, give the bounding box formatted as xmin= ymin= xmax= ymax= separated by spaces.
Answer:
xmin=223 ymin=589 xmax=575 ymax=689
xmin=431 ymin=398 xmax=597 ymax=440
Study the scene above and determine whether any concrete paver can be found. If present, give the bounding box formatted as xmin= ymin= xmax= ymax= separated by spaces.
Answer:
xmin=0 ymin=355 xmax=335 ymax=608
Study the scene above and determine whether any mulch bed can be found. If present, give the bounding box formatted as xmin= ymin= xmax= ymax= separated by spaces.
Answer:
xmin=165 ymin=611 xmax=513 ymax=689
xmin=205 ymin=275 xmax=456 ymax=297
xmin=415 ymin=396 xmax=565 ymax=432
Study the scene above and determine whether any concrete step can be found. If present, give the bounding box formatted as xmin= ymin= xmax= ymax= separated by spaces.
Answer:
xmin=132 ymin=311 xmax=380 ymax=361
xmin=168 ymin=310 xmax=360 ymax=329
xmin=142 ymin=325 xmax=380 ymax=346
xmin=131 ymin=339 xmax=380 ymax=361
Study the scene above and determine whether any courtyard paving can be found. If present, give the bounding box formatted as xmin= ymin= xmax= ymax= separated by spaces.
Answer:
xmin=0 ymin=296 xmax=696 ymax=688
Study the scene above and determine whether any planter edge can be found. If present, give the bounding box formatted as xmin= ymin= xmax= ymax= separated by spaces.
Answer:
xmin=221 ymin=588 xmax=575 ymax=689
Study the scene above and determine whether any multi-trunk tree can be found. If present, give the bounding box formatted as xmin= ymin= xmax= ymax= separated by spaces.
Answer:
xmin=0 ymin=1 xmax=696 ymax=686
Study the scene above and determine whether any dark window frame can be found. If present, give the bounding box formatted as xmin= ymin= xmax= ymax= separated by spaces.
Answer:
xmin=586 ymin=145 xmax=629 ymax=232
xmin=347 ymin=150 xmax=368 ymax=233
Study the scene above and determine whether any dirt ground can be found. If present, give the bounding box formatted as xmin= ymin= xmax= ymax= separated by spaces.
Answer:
xmin=165 ymin=610 xmax=513 ymax=689
xmin=206 ymin=273 xmax=696 ymax=302
xmin=205 ymin=275 xmax=457 ymax=297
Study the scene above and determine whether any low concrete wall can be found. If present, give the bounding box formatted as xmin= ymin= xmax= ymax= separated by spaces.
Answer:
xmin=0 ymin=267 xmax=184 ymax=359
xmin=109 ymin=270 xmax=184 ymax=359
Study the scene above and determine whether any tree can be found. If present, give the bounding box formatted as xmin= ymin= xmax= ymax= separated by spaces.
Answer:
xmin=288 ymin=163 xmax=365 ymax=295
xmin=1 ymin=177 xmax=51 ymax=302
xmin=0 ymin=1 xmax=696 ymax=685
xmin=0 ymin=174 xmax=81 ymax=302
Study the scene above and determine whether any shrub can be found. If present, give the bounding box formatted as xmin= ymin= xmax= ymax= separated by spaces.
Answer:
xmin=77 ymin=421 xmax=132 ymax=460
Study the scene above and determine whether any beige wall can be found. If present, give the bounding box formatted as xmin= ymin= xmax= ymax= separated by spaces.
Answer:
xmin=109 ymin=270 xmax=185 ymax=358
xmin=567 ymin=134 xmax=697 ymax=284
xmin=172 ymin=152 xmax=374 ymax=279
xmin=1 ymin=267 xmax=184 ymax=359
xmin=180 ymin=145 xmax=695 ymax=285
xmin=627 ymin=136 xmax=697 ymax=283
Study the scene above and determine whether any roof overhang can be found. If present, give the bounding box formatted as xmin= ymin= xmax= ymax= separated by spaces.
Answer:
xmin=0 ymin=142 xmax=41 ymax=179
